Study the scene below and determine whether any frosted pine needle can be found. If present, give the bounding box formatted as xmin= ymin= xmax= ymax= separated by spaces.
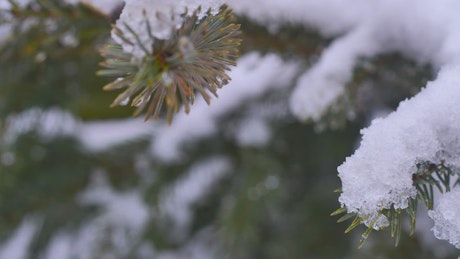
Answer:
xmin=98 ymin=5 xmax=241 ymax=123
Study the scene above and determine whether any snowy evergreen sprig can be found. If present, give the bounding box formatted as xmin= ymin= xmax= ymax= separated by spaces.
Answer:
xmin=332 ymin=160 xmax=459 ymax=248
xmin=98 ymin=5 xmax=241 ymax=123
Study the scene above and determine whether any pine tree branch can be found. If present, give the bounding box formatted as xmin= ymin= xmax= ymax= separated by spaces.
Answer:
xmin=333 ymin=160 xmax=459 ymax=248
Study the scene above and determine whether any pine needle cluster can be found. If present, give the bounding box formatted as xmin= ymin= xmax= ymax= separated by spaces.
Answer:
xmin=98 ymin=5 xmax=241 ymax=123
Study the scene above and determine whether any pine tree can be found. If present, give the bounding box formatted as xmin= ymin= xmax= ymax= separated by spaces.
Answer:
xmin=0 ymin=1 xmax=459 ymax=258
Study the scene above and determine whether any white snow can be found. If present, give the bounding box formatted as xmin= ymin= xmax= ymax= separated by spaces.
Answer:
xmin=42 ymin=159 xmax=226 ymax=259
xmin=0 ymin=23 xmax=12 ymax=44
xmin=235 ymin=116 xmax=271 ymax=147
xmin=228 ymin=0 xmax=371 ymax=36
xmin=78 ymin=0 xmax=123 ymax=15
xmin=78 ymin=118 xmax=153 ymax=151
xmin=113 ymin=0 xmax=224 ymax=59
xmin=3 ymin=108 xmax=78 ymax=144
xmin=42 ymin=232 xmax=73 ymax=259
xmin=3 ymin=108 xmax=153 ymax=151
xmin=429 ymin=187 xmax=460 ymax=249
xmin=338 ymin=65 xmax=460 ymax=227
xmin=155 ymin=227 xmax=219 ymax=259
xmin=78 ymin=171 xmax=149 ymax=233
xmin=0 ymin=218 xmax=38 ymax=259
xmin=42 ymin=171 xmax=150 ymax=259
xmin=0 ymin=177 xmax=151 ymax=259
xmin=289 ymin=25 xmax=380 ymax=121
xmin=159 ymin=157 xmax=231 ymax=237
xmin=230 ymin=0 xmax=460 ymax=121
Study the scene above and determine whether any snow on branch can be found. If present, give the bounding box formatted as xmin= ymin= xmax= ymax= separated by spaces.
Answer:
xmin=338 ymin=65 xmax=460 ymax=240
xmin=429 ymin=187 xmax=460 ymax=249
xmin=230 ymin=0 xmax=460 ymax=122
xmin=289 ymin=25 xmax=379 ymax=121
xmin=230 ymin=0 xmax=460 ymax=247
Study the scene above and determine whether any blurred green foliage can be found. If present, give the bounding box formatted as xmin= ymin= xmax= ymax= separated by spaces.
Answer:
xmin=0 ymin=1 xmax=457 ymax=258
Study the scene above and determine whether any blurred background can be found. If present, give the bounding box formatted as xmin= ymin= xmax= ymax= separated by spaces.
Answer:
xmin=0 ymin=1 xmax=458 ymax=258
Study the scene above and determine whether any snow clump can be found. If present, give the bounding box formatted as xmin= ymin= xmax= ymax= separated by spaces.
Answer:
xmin=429 ymin=188 xmax=460 ymax=249
xmin=338 ymin=66 xmax=460 ymax=228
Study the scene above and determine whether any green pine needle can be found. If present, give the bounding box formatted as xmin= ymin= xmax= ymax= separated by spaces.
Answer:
xmin=344 ymin=216 xmax=363 ymax=234
xmin=330 ymin=207 xmax=347 ymax=216
xmin=97 ymin=5 xmax=242 ymax=124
